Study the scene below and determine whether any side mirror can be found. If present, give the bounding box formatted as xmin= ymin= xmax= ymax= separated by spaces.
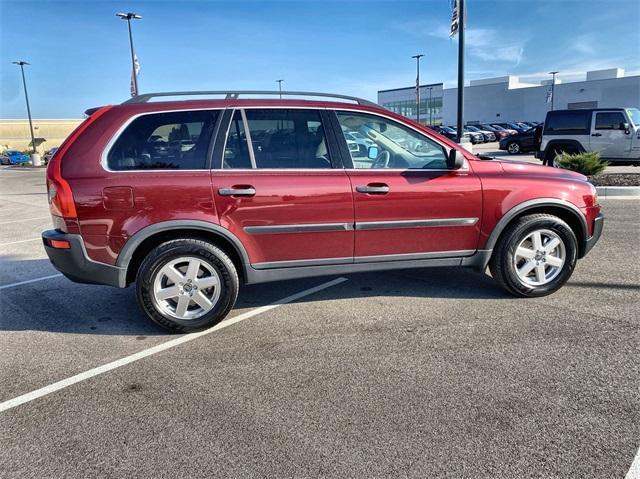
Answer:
xmin=447 ymin=149 xmax=465 ymax=169
xmin=620 ymin=122 xmax=631 ymax=133
xmin=367 ymin=145 xmax=379 ymax=160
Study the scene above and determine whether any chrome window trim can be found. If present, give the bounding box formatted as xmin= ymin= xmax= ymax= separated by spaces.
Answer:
xmin=244 ymin=222 xmax=354 ymax=235
xmin=100 ymin=107 xmax=224 ymax=173
xmin=356 ymin=218 xmax=478 ymax=230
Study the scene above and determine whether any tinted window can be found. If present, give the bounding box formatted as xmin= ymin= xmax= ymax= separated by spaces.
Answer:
xmin=544 ymin=110 xmax=590 ymax=135
xmin=595 ymin=112 xmax=626 ymax=130
xmin=223 ymin=109 xmax=331 ymax=169
xmin=107 ymin=110 xmax=218 ymax=170
xmin=336 ymin=112 xmax=448 ymax=169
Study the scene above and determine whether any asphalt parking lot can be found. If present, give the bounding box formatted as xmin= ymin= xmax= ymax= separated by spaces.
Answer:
xmin=1 ymin=165 xmax=639 ymax=478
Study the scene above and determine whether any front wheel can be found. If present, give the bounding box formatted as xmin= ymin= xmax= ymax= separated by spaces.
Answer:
xmin=489 ymin=214 xmax=578 ymax=297
xmin=507 ymin=141 xmax=521 ymax=154
xmin=136 ymin=239 xmax=239 ymax=332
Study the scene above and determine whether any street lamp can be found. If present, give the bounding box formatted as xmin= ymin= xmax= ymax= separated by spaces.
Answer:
xmin=276 ymin=79 xmax=284 ymax=99
xmin=116 ymin=12 xmax=142 ymax=96
xmin=427 ymin=86 xmax=433 ymax=126
xmin=548 ymin=71 xmax=559 ymax=111
xmin=411 ymin=54 xmax=424 ymax=123
xmin=12 ymin=61 xmax=36 ymax=155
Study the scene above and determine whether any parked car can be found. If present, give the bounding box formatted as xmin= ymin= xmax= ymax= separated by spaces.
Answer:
xmin=480 ymin=124 xmax=511 ymax=140
xmin=495 ymin=122 xmax=528 ymax=134
xmin=538 ymin=107 xmax=640 ymax=165
xmin=489 ymin=124 xmax=519 ymax=136
xmin=42 ymin=90 xmax=603 ymax=332
xmin=44 ymin=147 xmax=59 ymax=165
xmin=433 ymin=126 xmax=475 ymax=144
xmin=499 ymin=124 xmax=543 ymax=154
xmin=1 ymin=150 xmax=30 ymax=165
xmin=465 ymin=125 xmax=496 ymax=142
xmin=460 ymin=128 xmax=485 ymax=144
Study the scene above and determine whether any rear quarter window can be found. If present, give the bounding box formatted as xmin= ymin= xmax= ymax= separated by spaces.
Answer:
xmin=107 ymin=110 xmax=219 ymax=170
xmin=544 ymin=110 xmax=591 ymax=135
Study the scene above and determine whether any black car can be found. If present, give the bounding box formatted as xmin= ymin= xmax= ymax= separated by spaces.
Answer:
xmin=499 ymin=124 xmax=543 ymax=154
xmin=495 ymin=122 xmax=528 ymax=134
xmin=431 ymin=126 xmax=475 ymax=144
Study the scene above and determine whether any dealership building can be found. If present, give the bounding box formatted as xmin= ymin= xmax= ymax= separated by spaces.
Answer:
xmin=378 ymin=68 xmax=640 ymax=126
xmin=0 ymin=119 xmax=83 ymax=154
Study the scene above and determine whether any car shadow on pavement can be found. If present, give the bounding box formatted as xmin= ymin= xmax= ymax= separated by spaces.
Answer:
xmin=1 ymin=258 xmax=510 ymax=336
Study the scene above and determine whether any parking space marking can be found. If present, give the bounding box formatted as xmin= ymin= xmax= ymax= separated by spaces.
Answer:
xmin=0 ymin=274 xmax=63 ymax=291
xmin=0 ymin=216 xmax=49 ymax=225
xmin=626 ymin=448 xmax=640 ymax=479
xmin=0 ymin=276 xmax=348 ymax=413
xmin=0 ymin=238 xmax=41 ymax=246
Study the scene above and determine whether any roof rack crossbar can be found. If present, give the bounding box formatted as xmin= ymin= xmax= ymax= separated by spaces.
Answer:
xmin=122 ymin=90 xmax=377 ymax=107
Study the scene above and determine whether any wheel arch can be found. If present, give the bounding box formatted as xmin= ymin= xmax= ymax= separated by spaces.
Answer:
xmin=543 ymin=139 xmax=586 ymax=160
xmin=117 ymin=220 xmax=250 ymax=286
xmin=484 ymin=198 xmax=588 ymax=267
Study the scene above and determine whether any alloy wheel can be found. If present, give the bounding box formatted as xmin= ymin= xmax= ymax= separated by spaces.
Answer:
xmin=513 ymin=229 xmax=566 ymax=287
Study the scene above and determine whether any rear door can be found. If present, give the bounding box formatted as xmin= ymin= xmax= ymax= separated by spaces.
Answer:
xmin=331 ymin=110 xmax=482 ymax=261
xmin=591 ymin=111 xmax=632 ymax=158
xmin=211 ymin=108 xmax=354 ymax=268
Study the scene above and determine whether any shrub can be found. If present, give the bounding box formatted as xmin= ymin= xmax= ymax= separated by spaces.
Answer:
xmin=556 ymin=151 xmax=608 ymax=176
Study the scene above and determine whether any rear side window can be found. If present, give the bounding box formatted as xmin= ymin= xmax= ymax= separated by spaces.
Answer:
xmin=544 ymin=110 xmax=590 ymax=135
xmin=223 ymin=109 xmax=331 ymax=169
xmin=107 ymin=110 xmax=218 ymax=170
xmin=595 ymin=112 xmax=626 ymax=130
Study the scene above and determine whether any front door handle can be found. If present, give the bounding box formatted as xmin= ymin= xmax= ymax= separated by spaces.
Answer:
xmin=591 ymin=133 xmax=602 ymax=137
xmin=356 ymin=184 xmax=390 ymax=194
xmin=218 ymin=187 xmax=256 ymax=197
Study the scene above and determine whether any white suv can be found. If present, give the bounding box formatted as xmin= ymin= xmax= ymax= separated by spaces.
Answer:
xmin=538 ymin=108 xmax=640 ymax=164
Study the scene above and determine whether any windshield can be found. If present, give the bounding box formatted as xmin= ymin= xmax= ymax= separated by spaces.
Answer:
xmin=491 ymin=125 xmax=505 ymax=131
xmin=626 ymin=108 xmax=640 ymax=126
xmin=466 ymin=126 xmax=479 ymax=131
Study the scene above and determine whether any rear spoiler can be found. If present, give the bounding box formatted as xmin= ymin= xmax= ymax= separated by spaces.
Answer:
xmin=84 ymin=106 xmax=106 ymax=117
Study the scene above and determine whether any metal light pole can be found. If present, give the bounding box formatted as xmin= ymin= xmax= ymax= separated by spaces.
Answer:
xmin=428 ymin=87 xmax=433 ymax=126
xmin=12 ymin=61 xmax=36 ymax=154
xmin=276 ymin=79 xmax=284 ymax=98
xmin=456 ymin=0 xmax=466 ymax=142
xmin=549 ymin=71 xmax=558 ymax=111
xmin=116 ymin=12 xmax=142 ymax=96
xmin=411 ymin=54 xmax=424 ymax=123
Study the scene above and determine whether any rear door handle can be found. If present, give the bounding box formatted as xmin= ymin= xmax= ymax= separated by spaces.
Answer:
xmin=591 ymin=133 xmax=602 ymax=137
xmin=218 ymin=187 xmax=256 ymax=197
xmin=356 ymin=184 xmax=390 ymax=194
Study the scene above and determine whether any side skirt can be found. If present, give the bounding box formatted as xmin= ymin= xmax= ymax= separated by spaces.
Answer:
xmin=245 ymin=250 xmax=493 ymax=285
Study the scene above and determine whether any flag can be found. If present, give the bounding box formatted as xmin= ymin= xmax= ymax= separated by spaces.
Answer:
xmin=450 ymin=0 xmax=460 ymax=37
xmin=546 ymin=88 xmax=553 ymax=104
xmin=130 ymin=53 xmax=141 ymax=97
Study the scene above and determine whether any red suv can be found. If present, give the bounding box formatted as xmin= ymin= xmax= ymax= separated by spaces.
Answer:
xmin=43 ymin=91 xmax=603 ymax=332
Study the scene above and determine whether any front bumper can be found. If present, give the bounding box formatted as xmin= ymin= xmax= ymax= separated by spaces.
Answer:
xmin=42 ymin=230 xmax=126 ymax=288
xmin=582 ymin=213 xmax=604 ymax=257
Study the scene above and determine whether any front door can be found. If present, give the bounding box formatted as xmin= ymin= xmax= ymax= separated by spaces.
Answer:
xmin=211 ymin=108 xmax=354 ymax=268
xmin=591 ymin=111 xmax=632 ymax=159
xmin=332 ymin=110 xmax=482 ymax=261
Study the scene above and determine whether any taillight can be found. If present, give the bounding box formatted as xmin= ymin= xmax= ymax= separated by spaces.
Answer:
xmin=46 ymin=105 xmax=113 ymax=219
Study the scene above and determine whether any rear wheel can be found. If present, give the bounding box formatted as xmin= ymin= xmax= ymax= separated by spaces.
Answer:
xmin=136 ymin=239 xmax=239 ymax=332
xmin=507 ymin=141 xmax=521 ymax=154
xmin=489 ymin=214 xmax=578 ymax=297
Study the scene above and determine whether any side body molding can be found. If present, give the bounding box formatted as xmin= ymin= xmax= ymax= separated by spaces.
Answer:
xmin=116 ymin=220 xmax=252 ymax=278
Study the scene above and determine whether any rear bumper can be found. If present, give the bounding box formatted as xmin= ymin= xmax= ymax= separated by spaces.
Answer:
xmin=582 ymin=213 xmax=604 ymax=257
xmin=42 ymin=230 xmax=126 ymax=288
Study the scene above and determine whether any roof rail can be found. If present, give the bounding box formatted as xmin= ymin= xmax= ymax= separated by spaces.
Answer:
xmin=122 ymin=90 xmax=378 ymax=107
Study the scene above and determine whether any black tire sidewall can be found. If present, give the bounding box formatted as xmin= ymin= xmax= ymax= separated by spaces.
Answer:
xmin=496 ymin=215 xmax=578 ymax=297
xmin=136 ymin=239 xmax=239 ymax=333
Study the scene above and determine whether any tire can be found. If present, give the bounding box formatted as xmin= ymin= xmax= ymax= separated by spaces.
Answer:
xmin=136 ymin=238 xmax=239 ymax=333
xmin=489 ymin=214 xmax=578 ymax=297
xmin=507 ymin=141 xmax=521 ymax=154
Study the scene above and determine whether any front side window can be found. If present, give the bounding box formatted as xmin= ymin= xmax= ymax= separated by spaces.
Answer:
xmin=107 ymin=110 xmax=218 ymax=170
xmin=336 ymin=112 xmax=448 ymax=169
xmin=595 ymin=112 xmax=627 ymax=130
xmin=223 ymin=109 xmax=331 ymax=169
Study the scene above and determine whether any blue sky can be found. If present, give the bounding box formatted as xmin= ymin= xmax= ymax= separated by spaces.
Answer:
xmin=2 ymin=0 xmax=639 ymax=118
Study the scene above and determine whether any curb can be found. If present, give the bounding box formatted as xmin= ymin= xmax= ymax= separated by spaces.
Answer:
xmin=596 ymin=186 xmax=640 ymax=199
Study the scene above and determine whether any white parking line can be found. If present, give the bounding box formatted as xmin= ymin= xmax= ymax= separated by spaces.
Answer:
xmin=0 ymin=216 xmax=49 ymax=225
xmin=0 ymin=276 xmax=348 ymax=413
xmin=0 ymin=274 xmax=63 ymax=291
xmin=625 ymin=448 xmax=640 ymax=479
xmin=0 ymin=238 xmax=41 ymax=247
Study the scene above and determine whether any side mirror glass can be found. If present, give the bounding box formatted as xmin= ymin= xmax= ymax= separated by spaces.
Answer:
xmin=367 ymin=145 xmax=379 ymax=160
xmin=447 ymin=149 xmax=465 ymax=169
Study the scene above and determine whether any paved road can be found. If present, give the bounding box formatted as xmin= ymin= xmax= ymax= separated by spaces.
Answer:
xmin=1 ymin=166 xmax=638 ymax=478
